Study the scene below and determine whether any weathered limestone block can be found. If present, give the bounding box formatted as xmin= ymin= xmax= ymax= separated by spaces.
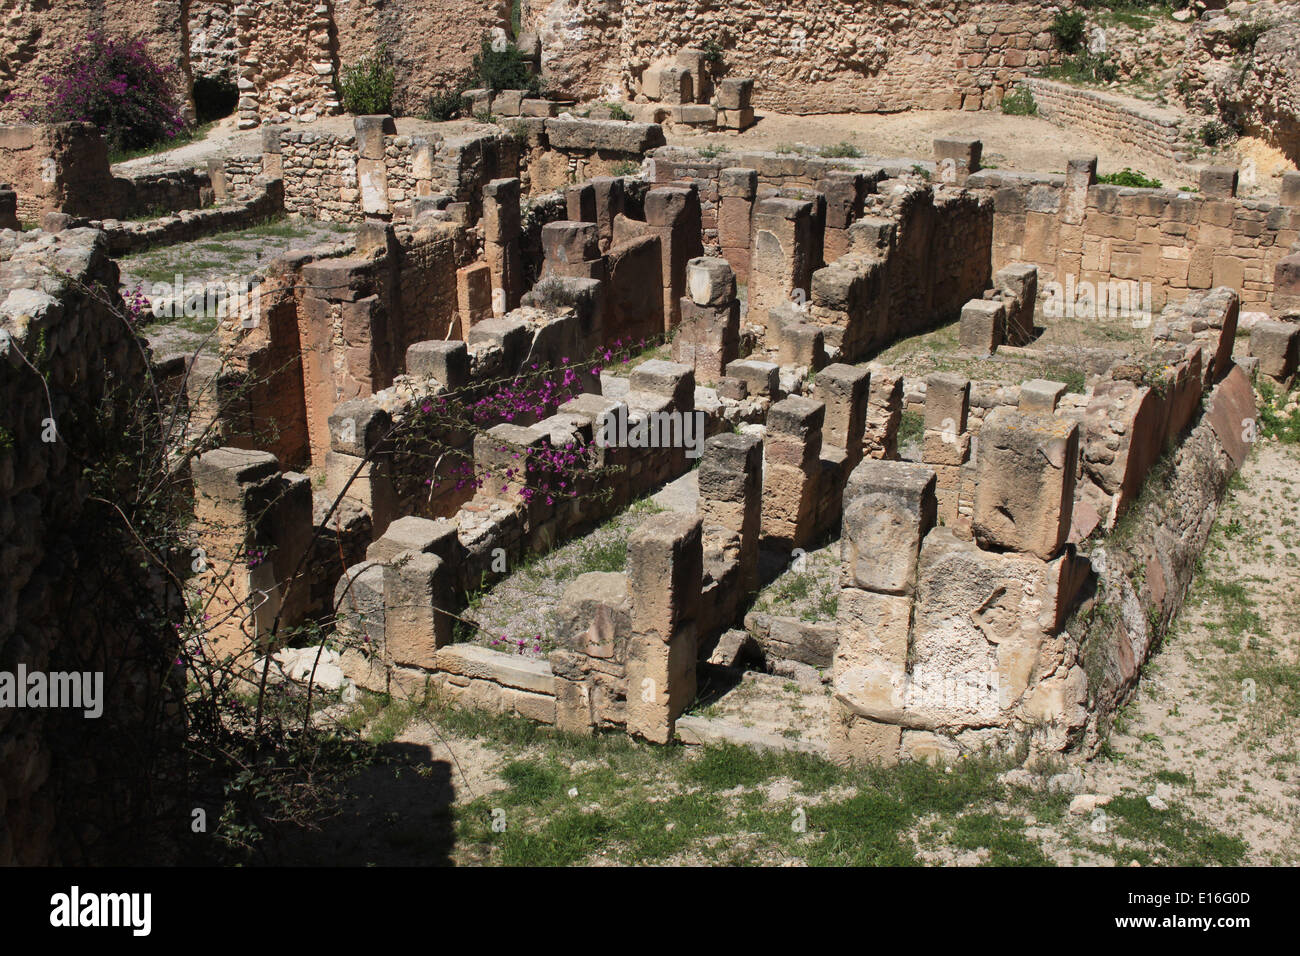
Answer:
xmin=748 ymin=196 xmax=813 ymax=328
xmin=718 ymin=167 xmax=757 ymax=280
xmin=725 ymin=358 xmax=779 ymax=397
xmin=1250 ymin=320 xmax=1299 ymax=383
xmin=566 ymin=176 xmax=624 ymax=252
xmin=1198 ymin=165 xmax=1238 ymax=199
xmin=553 ymin=571 xmax=632 ymax=660
xmin=625 ymin=513 xmax=703 ymax=743
xmin=828 ymin=702 xmax=902 ymax=767
xmin=993 ymin=262 xmax=1038 ymax=345
xmin=366 ymin=515 xmax=458 ymax=565
xmin=1019 ymin=379 xmax=1068 ymax=416
xmin=973 ymin=408 xmax=1079 ymax=560
xmin=761 ymin=396 xmax=825 ymax=549
xmin=673 ymin=297 xmax=740 ymax=383
xmin=383 ymin=549 xmax=453 ymax=669
xmin=698 ymin=432 xmax=763 ymax=594
xmin=193 ymin=447 xmax=312 ymax=662
xmin=905 ymin=527 xmax=1089 ymax=734
xmin=454 ymin=262 xmax=493 ymax=332
xmin=645 ymin=185 xmax=704 ymax=330
xmin=541 ymin=220 xmax=602 ymax=279
xmin=933 ymin=137 xmax=982 ymax=184
xmin=406 ymin=340 xmax=469 ymax=390
xmin=959 ymin=298 xmax=1006 ymax=355
xmin=1274 ymin=253 xmax=1300 ymax=318
xmin=335 ymin=561 xmax=387 ymax=691
xmin=816 ymin=363 xmax=870 ymax=456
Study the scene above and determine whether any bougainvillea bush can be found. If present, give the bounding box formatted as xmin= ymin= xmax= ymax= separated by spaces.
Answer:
xmin=13 ymin=32 xmax=185 ymax=153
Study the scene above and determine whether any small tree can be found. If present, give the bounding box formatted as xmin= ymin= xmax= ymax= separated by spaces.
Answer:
xmin=14 ymin=32 xmax=185 ymax=154
xmin=472 ymin=35 xmax=541 ymax=95
xmin=340 ymin=47 xmax=396 ymax=115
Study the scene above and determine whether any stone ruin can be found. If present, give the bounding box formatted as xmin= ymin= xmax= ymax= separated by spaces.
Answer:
xmin=5 ymin=90 xmax=1300 ymax=859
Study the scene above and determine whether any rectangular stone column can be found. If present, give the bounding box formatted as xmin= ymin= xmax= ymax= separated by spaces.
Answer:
xmin=994 ymin=263 xmax=1038 ymax=346
xmin=748 ymin=196 xmax=813 ymax=329
xmin=541 ymin=220 xmax=605 ymax=281
xmin=933 ymin=137 xmax=982 ymax=185
xmin=355 ymin=115 xmax=394 ymax=219
xmin=483 ymin=177 xmax=523 ymax=314
xmin=830 ymin=459 xmax=937 ymax=767
xmin=626 ymin=514 xmax=703 ymax=743
xmin=820 ymin=171 xmax=866 ymax=263
xmin=761 ymin=396 xmax=825 ymax=550
xmin=192 ymin=447 xmax=313 ymax=663
xmin=717 ymin=78 xmax=755 ymax=130
xmin=456 ymin=261 xmax=493 ymax=331
xmin=566 ymin=176 xmax=624 ymax=254
xmin=671 ymin=256 xmax=740 ymax=383
xmin=325 ymin=398 xmax=398 ymax=537
xmin=645 ymin=185 xmax=704 ymax=331
xmin=718 ymin=168 xmax=757 ymax=282
xmin=383 ymin=549 xmax=454 ymax=670
xmin=260 ymin=124 xmax=286 ymax=180
xmin=698 ymin=432 xmax=763 ymax=594
xmin=972 ymin=407 xmax=1079 ymax=560
xmin=816 ymin=363 xmax=870 ymax=464
xmin=921 ymin=373 xmax=971 ymax=527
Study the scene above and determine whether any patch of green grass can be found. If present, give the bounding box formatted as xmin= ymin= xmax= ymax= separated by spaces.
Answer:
xmin=1105 ymin=795 xmax=1247 ymax=866
xmin=898 ymin=409 xmax=924 ymax=448
xmin=818 ymin=141 xmax=862 ymax=159
xmin=948 ymin=812 xmax=1052 ymax=866
xmin=1098 ymin=167 xmax=1163 ymax=189
xmin=1001 ymin=86 xmax=1038 ymax=116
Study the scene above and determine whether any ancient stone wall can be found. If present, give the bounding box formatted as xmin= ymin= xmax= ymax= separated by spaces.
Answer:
xmin=976 ymin=160 xmax=1300 ymax=314
xmin=1025 ymin=79 xmax=1195 ymax=166
xmin=188 ymin=0 xmax=237 ymax=82
xmin=1 ymin=227 xmax=181 ymax=863
xmin=527 ymin=0 xmax=1062 ymax=112
xmin=0 ymin=0 xmax=192 ymax=121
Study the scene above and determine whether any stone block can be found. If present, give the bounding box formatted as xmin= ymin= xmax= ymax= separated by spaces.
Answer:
xmin=406 ymin=340 xmax=469 ymax=389
xmin=973 ymin=408 xmax=1079 ymax=560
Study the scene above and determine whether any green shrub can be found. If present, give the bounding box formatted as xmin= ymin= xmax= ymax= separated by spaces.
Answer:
xmin=426 ymin=78 xmax=470 ymax=121
xmin=818 ymin=141 xmax=862 ymax=158
xmin=1097 ymin=167 xmax=1162 ymax=189
xmin=1044 ymin=51 xmax=1119 ymax=84
xmin=473 ymin=35 xmax=541 ymax=94
xmin=1198 ymin=118 xmax=1237 ymax=147
xmin=1050 ymin=11 xmax=1088 ymax=53
xmin=1001 ymin=85 xmax=1038 ymax=116
xmin=339 ymin=47 xmax=395 ymax=115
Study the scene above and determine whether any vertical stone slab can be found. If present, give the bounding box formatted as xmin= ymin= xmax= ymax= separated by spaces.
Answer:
xmin=972 ymin=407 xmax=1079 ymax=560
xmin=672 ymin=256 xmax=740 ymax=382
xmin=645 ymin=185 xmax=704 ymax=331
xmin=718 ymin=167 xmax=757 ymax=282
xmin=698 ymin=431 xmax=763 ymax=594
xmin=625 ymin=514 xmax=703 ymax=743
xmin=483 ymin=177 xmax=523 ymax=314
xmin=761 ymin=395 xmax=825 ymax=549
xmin=748 ymin=196 xmax=813 ymax=328
xmin=355 ymin=115 xmax=393 ymax=219
xmin=816 ymin=363 xmax=871 ymax=461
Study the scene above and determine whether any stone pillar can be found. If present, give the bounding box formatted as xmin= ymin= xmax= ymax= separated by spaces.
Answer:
xmin=406 ymin=340 xmax=470 ymax=390
xmin=383 ymin=549 xmax=454 ymax=670
xmin=456 ymin=261 xmax=494 ymax=332
xmin=959 ymin=297 xmax=1006 ymax=355
xmin=921 ymin=373 xmax=971 ymax=529
xmin=325 ymin=398 xmax=398 ymax=538
xmin=625 ymin=513 xmax=703 ymax=743
xmin=761 ymin=395 xmax=825 ymax=550
xmin=972 ymin=407 xmax=1079 ymax=560
xmin=816 ymin=363 xmax=870 ymax=464
xmin=993 ymin=262 xmax=1038 ymax=346
xmin=1198 ymin=165 xmax=1239 ymax=199
xmin=1272 ymin=252 xmax=1300 ymax=319
xmin=1281 ymin=171 xmax=1300 ymax=209
xmin=820 ymin=170 xmax=866 ymax=263
xmin=717 ymin=78 xmax=755 ymax=131
xmin=192 ymin=447 xmax=313 ymax=663
xmin=260 ymin=124 xmax=286 ymax=181
xmin=541 ymin=221 xmax=605 ymax=281
xmin=566 ymin=176 xmax=625 ymax=254
xmin=645 ymin=185 xmax=704 ymax=331
xmin=1063 ymin=155 xmax=1096 ymax=227
xmin=671 ymin=256 xmax=740 ymax=383
xmin=933 ymin=137 xmax=982 ymax=185
xmin=698 ymin=432 xmax=763 ymax=595
xmin=718 ymin=168 xmax=757 ymax=282
xmin=483 ymin=177 xmax=523 ymax=314
xmin=748 ymin=196 xmax=813 ymax=329
xmin=830 ymin=459 xmax=937 ymax=767
xmin=355 ymin=115 xmax=394 ymax=219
